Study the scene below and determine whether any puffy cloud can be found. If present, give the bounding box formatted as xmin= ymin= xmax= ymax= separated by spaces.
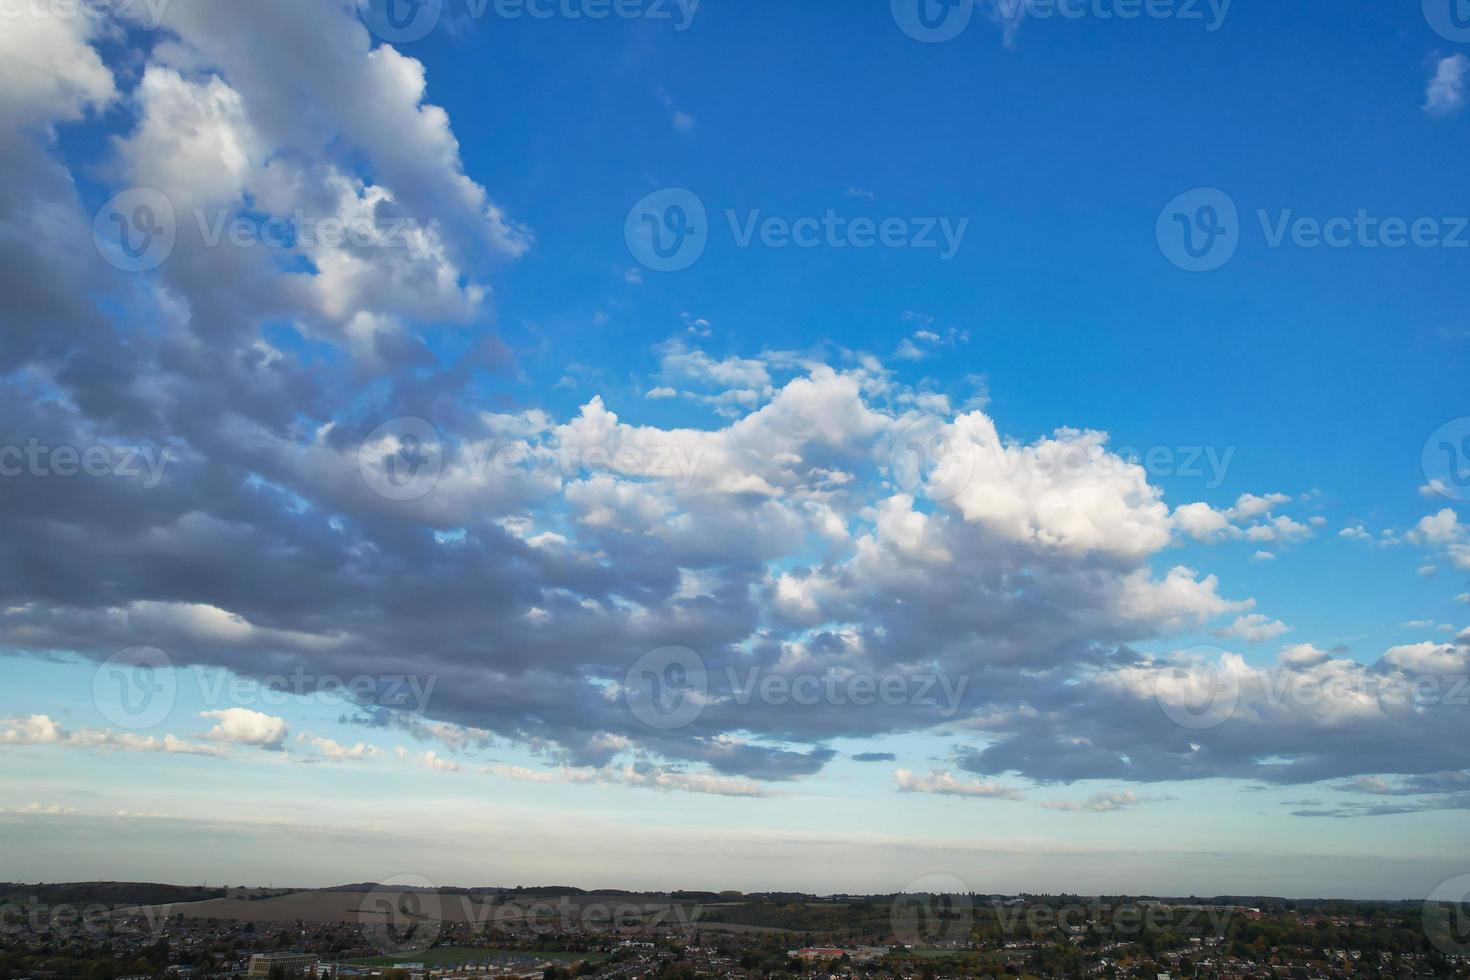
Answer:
xmin=1426 ymin=53 xmax=1468 ymax=116
xmin=1174 ymin=502 xmax=1231 ymax=541
xmin=1411 ymin=509 xmax=1470 ymax=570
xmin=116 ymin=68 xmax=260 ymax=210
xmin=1227 ymin=492 xmax=1291 ymax=522
xmin=895 ymin=769 xmax=1026 ymax=800
xmin=1214 ymin=613 xmax=1290 ymax=644
xmin=297 ymin=734 xmax=382 ymax=762
xmin=200 ymin=708 xmax=289 ymax=750
xmin=1 ymin=715 xmax=224 ymax=756
xmin=0 ymin=714 xmax=65 ymax=745
xmin=958 ymin=634 xmax=1470 ymax=785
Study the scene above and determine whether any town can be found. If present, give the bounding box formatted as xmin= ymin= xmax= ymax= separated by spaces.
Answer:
xmin=1 ymin=882 xmax=1465 ymax=980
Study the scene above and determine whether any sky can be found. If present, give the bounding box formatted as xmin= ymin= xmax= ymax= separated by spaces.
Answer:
xmin=0 ymin=0 xmax=1468 ymax=899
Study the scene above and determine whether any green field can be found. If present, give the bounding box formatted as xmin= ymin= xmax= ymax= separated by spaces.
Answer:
xmin=349 ymin=946 xmax=609 ymax=967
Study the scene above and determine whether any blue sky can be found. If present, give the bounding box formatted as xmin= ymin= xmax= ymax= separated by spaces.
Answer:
xmin=0 ymin=0 xmax=1468 ymax=898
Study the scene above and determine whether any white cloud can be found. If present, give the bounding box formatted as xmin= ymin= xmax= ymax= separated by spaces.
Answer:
xmin=895 ymin=769 xmax=1026 ymax=801
xmin=1411 ymin=509 xmax=1470 ymax=571
xmin=200 ymin=708 xmax=289 ymax=750
xmin=116 ymin=67 xmax=260 ymax=210
xmin=397 ymin=747 xmax=460 ymax=771
xmin=297 ymin=733 xmax=382 ymax=762
xmin=1426 ymin=54 xmax=1468 ymax=116
xmin=1279 ymin=643 xmax=1331 ymax=669
xmin=0 ymin=1 xmax=115 ymax=128
xmin=1214 ymin=613 xmax=1290 ymax=643
xmin=1227 ymin=492 xmax=1290 ymax=522
xmin=0 ymin=714 xmax=65 ymax=745
xmin=1174 ymin=502 xmax=1231 ymax=541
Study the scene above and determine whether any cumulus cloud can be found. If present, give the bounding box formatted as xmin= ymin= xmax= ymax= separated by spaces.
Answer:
xmin=1214 ymin=613 xmax=1290 ymax=644
xmin=297 ymin=733 xmax=383 ymax=762
xmin=895 ymin=769 xmax=1026 ymax=800
xmin=1 ymin=715 xmax=225 ymax=756
xmin=1411 ymin=509 xmax=1470 ymax=571
xmin=200 ymin=709 xmax=289 ymax=750
xmin=1426 ymin=54 xmax=1469 ymax=116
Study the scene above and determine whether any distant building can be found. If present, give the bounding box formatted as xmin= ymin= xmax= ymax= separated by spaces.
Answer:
xmin=246 ymin=951 xmax=320 ymax=977
xmin=791 ymin=947 xmax=847 ymax=961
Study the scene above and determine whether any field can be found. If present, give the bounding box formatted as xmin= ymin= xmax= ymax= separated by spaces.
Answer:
xmin=120 ymin=889 xmax=700 ymax=926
